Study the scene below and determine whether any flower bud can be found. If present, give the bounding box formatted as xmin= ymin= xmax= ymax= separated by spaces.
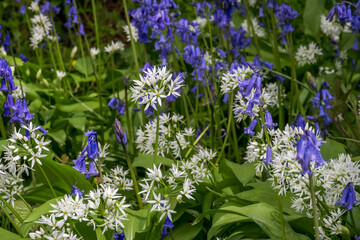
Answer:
xmin=36 ymin=69 xmax=42 ymax=80
xmin=114 ymin=118 xmax=128 ymax=145
xmin=70 ymin=46 xmax=77 ymax=58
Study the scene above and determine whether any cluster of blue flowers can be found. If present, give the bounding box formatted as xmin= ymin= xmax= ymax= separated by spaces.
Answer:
xmin=73 ymin=130 xmax=99 ymax=179
xmin=65 ymin=0 xmax=85 ymax=35
xmin=327 ymin=1 xmax=360 ymax=33
xmin=108 ymin=97 xmax=126 ymax=115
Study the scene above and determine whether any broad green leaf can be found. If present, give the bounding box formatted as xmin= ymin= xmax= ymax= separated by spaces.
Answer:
xmin=132 ymin=154 xmax=174 ymax=168
xmin=56 ymin=101 xmax=100 ymax=112
xmin=47 ymin=129 xmax=66 ymax=145
xmin=75 ymin=56 xmax=94 ymax=75
xmin=68 ymin=116 xmax=86 ymax=131
xmin=123 ymin=208 xmax=149 ymax=240
xmin=236 ymin=181 xmax=301 ymax=216
xmin=220 ymin=159 xmax=255 ymax=186
xmin=20 ymin=197 xmax=62 ymax=237
xmin=0 ymin=227 xmax=29 ymax=240
xmin=96 ymin=228 xmax=106 ymax=240
xmin=320 ymin=139 xmax=346 ymax=161
xmin=221 ymin=203 xmax=310 ymax=240
xmin=202 ymin=192 xmax=212 ymax=221
xmin=340 ymin=32 xmax=359 ymax=51
xmin=34 ymin=157 xmax=93 ymax=194
xmin=303 ymin=0 xmax=325 ymax=37
xmin=208 ymin=213 xmax=249 ymax=239
xmin=164 ymin=221 xmax=202 ymax=240
xmin=13 ymin=200 xmax=32 ymax=226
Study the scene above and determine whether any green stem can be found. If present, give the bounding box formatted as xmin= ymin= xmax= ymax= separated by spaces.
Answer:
xmin=0 ymin=201 xmax=21 ymax=235
xmin=37 ymin=163 xmax=57 ymax=198
xmin=122 ymin=143 xmax=143 ymax=209
xmin=153 ymin=110 xmax=160 ymax=164
xmin=0 ymin=197 xmax=23 ymax=224
xmin=350 ymin=211 xmax=359 ymax=235
xmin=125 ymin=84 xmax=134 ymax=155
xmin=215 ymin=91 xmax=234 ymax=165
xmin=309 ymin=175 xmax=320 ymax=240
xmin=288 ymin=33 xmax=298 ymax=121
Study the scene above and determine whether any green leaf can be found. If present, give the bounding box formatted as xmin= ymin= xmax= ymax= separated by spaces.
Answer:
xmin=208 ymin=213 xmax=249 ymax=239
xmin=34 ymin=157 xmax=93 ymax=194
xmin=202 ymin=192 xmax=213 ymax=221
xmin=20 ymin=197 xmax=62 ymax=237
xmin=132 ymin=154 xmax=174 ymax=168
xmin=340 ymin=32 xmax=359 ymax=51
xmin=56 ymin=101 xmax=100 ymax=112
xmin=220 ymin=203 xmax=310 ymax=240
xmin=236 ymin=181 xmax=301 ymax=216
xmin=96 ymin=228 xmax=106 ymax=240
xmin=123 ymin=208 xmax=149 ymax=240
xmin=220 ymin=159 xmax=255 ymax=186
xmin=303 ymin=0 xmax=325 ymax=37
xmin=47 ymin=129 xmax=67 ymax=145
xmin=68 ymin=116 xmax=86 ymax=131
xmin=75 ymin=56 xmax=94 ymax=75
xmin=0 ymin=227 xmax=29 ymax=240
xmin=320 ymin=139 xmax=346 ymax=161
xmin=164 ymin=221 xmax=202 ymax=240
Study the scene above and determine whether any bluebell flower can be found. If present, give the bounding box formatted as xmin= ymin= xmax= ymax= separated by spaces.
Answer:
xmin=11 ymin=98 xmax=35 ymax=124
xmin=85 ymin=161 xmax=98 ymax=179
xmin=244 ymin=118 xmax=257 ymax=136
xmin=3 ymin=33 xmax=11 ymax=52
xmin=37 ymin=126 xmax=48 ymax=135
xmin=108 ymin=97 xmax=125 ymax=115
xmin=229 ymin=26 xmax=250 ymax=57
xmin=259 ymin=7 xmax=264 ymax=17
xmin=19 ymin=5 xmax=26 ymax=15
xmin=263 ymin=146 xmax=272 ymax=164
xmin=0 ymin=58 xmax=15 ymax=90
xmin=275 ymin=3 xmax=298 ymax=43
xmin=161 ymin=217 xmax=174 ymax=237
xmin=3 ymin=93 xmax=13 ymax=117
xmin=71 ymin=185 xmax=84 ymax=197
xmin=114 ymin=118 xmax=128 ymax=146
xmin=19 ymin=53 xmax=29 ymax=63
xmin=114 ymin=229 xmax=125 ymax=240
xmin=83 ymin=130 xmax=99 ymax=160
xmin=183 ymin=45 xmax=203 ymax=66
xmin=76 ymin=24 xmax=85 ymax=35
xmin=295 ymin=130 xmax=326 ymax=175
xmin=73 ymin=155 xmax=86 ymax=174
xmin=262 ymin=111 xmax=277 ymax=129
xmin=336 ymin=182 xmax=360 ymax=211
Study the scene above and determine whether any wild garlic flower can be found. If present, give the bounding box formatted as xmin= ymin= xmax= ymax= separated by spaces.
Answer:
xmin=220 ymin=65 xmax=253 ymax=94
xmin=32 ymin=185 xmax=130 ymax=238
xmin=295 ymin=42 xmax=323 ymax=67
xmin=102 ymin=166 xmax=133 ymax=191
xmin=136 ymin=113 xmax=193 ymax=158
xmin=130 ymin=66 xmax=184 ymax=112
xmin=262 ymin=82 xmax=285 ymax=108
xmin=29 ymin=14 xmax=54 ymax=49
xmin=245 ymin=123 xmax=360 ymax=238
xmin=241 ymin=17 xmax=265 ymax=38
xmin=320 ymin=15 xmax=342 ymax=42
xmin=90 ymin=47 xmax=100 ymax=59
xmin=123 ymin=24 xmax=139 ymax=42
xmin=104 ymin=41 xmax=124 ymax=54
xmin=56 ymin=71 xmax=66 ymax=80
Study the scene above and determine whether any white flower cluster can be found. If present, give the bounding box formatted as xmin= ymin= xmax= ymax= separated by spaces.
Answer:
xmin=295 ymin=42 xmax=323 ymax=67
xmin=320 ymin=15 xmax=342 ymax=42
xmin=30 ymin=185 xmax=130 ymax=239
xmin=104 ymin=41 xmax=124 ymax=54
xmin=136 ymin=113 xmax=194 ymax=158
xmin=123 ymin=24 xmax=139 ymax=42
xmin=138 ymin=148 xmax=215 ymax=220
xmin=102 ymin=166 xmax=133 ymax=191
xmin=262 ymin=82 xmax=284 ymax=108
xmin=220 ymin=65 xmax=253 ymax=94
xmin=131 ymin=66 xmax=183 ymax=111
xmin=0 ymin=124 xmax=50 ymax=206
xmin=28 ymin=2 xmax=56 ymax=50
xmin=241 ymin=17 xmax=265 ymax=38
xmin=245 ymin=124 xmax=360 ymax=238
